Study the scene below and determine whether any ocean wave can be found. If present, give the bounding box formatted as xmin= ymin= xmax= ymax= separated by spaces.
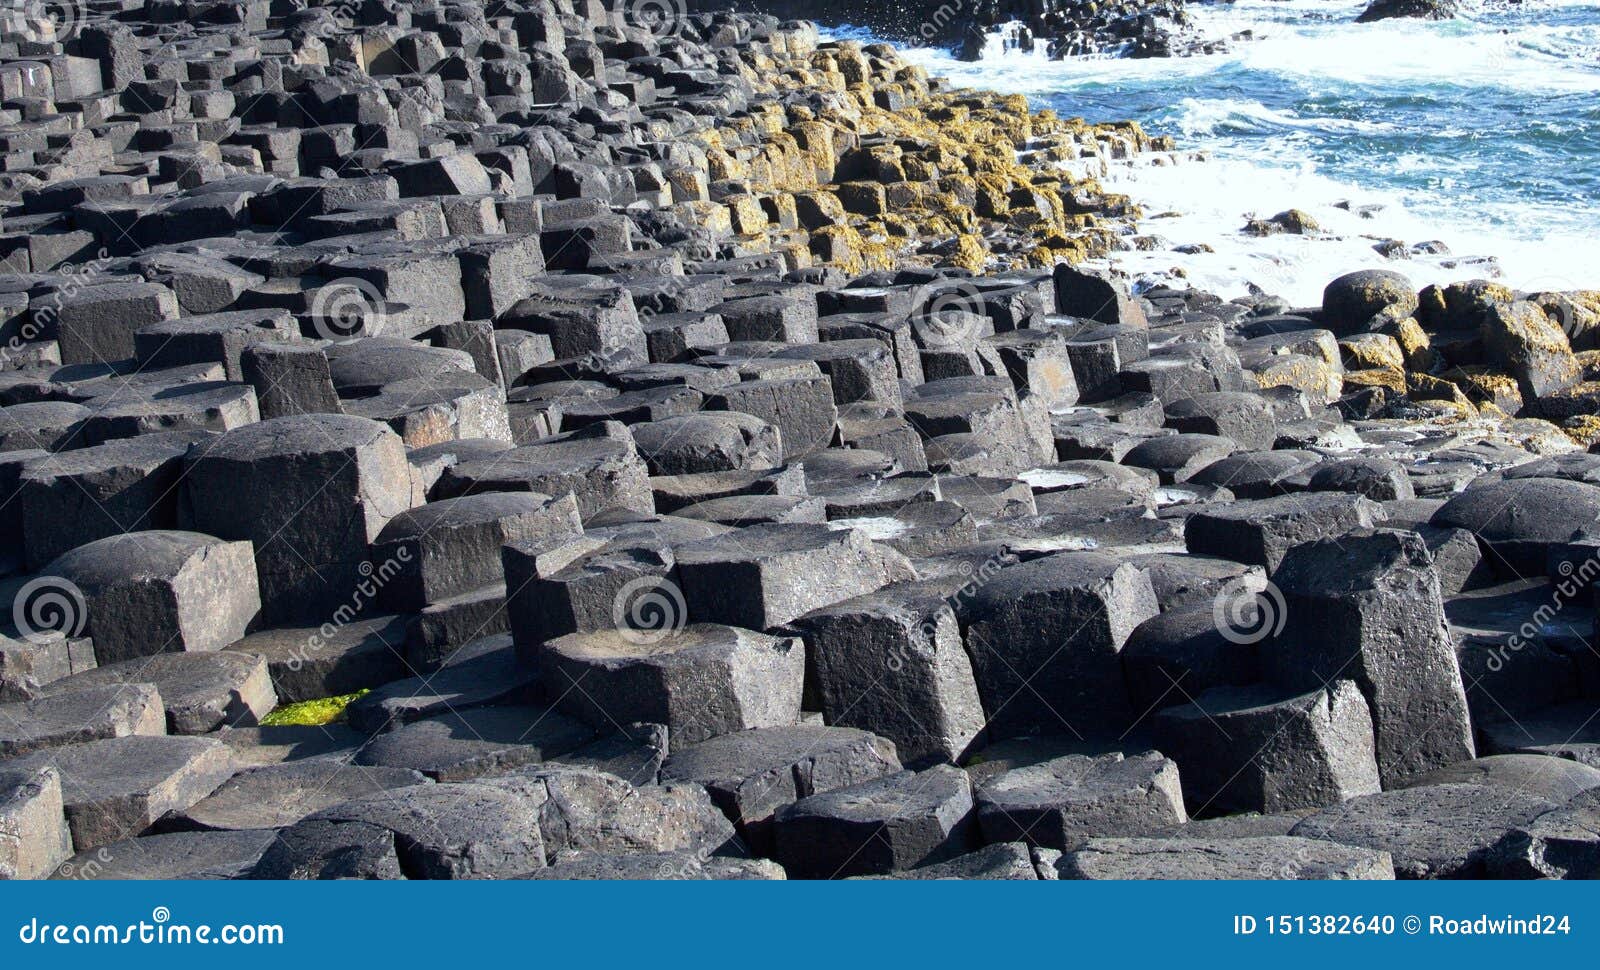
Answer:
xmin=1094 ymin=149 xmax=1596 ymax=303
xmin=828 ymin=10 xmax=1600 ymax=302
xmin=1186 ymin=2 xmax=1600 ymax=93
xmin=872 ymin=14 xmax=1600 ymax=100
xmin=1170 ymin=97 xmax=1399 ymax=136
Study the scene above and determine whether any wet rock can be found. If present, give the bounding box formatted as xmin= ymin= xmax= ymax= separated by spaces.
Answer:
xmin=1321 ymin=270 xmax=1418 ymax=335
xmin=1054 ymin=265 xmax=1147 ymax=327
xmin=1356 ymin=0 xmax=1459 ymax=22
xmin=1480 ymin=301 xmax=1580 ymax=400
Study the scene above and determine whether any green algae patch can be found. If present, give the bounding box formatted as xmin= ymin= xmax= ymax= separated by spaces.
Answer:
xmin=261 ymin=689 xmax=370 ymax=727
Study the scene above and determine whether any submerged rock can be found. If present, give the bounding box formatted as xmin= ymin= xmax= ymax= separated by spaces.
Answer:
xmin=1356 ymin=0 xmax=1459 ymax=23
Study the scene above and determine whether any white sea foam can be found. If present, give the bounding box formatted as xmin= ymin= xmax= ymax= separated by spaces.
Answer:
xmin=1090 ymin=148 xmax=1597 ymax=304
xmin=827 ymin=5 xmax=1600 ymax=303
xmin=1018 ymin=468 xmax=1094 ymax=489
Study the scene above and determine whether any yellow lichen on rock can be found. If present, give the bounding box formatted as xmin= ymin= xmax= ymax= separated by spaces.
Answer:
xmin=1344 ymin=369 xmax=1408 ymax=394
xmin=261 ymin=689 xmax=370 ymax=727
xmin=710 ymin=37 xmax=1150 ymax=277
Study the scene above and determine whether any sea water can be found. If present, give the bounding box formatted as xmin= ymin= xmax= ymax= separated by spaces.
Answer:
xmin=832 ymin=0 xmax=1600 ymax=304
